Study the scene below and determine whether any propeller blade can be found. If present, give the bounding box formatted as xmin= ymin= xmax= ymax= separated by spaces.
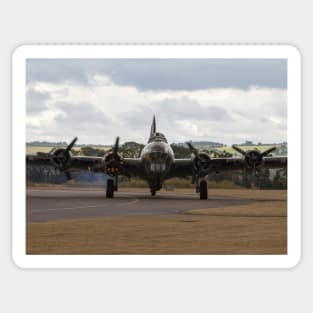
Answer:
xmin=48 ymin=147 xmax=56 ymax=155
xmin=232 ymin=145 xmax=247 ymax=156
xmin=66 ymin=137 xmax=78 ymax=152
xmin=114 ymin=174 xmax=118 ymax=191
xmin=186 ymin=142 xmax=199 ymax=156
xmin=261 ymin=146 xmax=276 ymax=157
xmin=113 ymin=136 xmax=120 ymax=157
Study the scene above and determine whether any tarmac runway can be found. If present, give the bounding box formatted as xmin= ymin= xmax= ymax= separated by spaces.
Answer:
xmin=26 ymin=188 xmax=254 ymax=223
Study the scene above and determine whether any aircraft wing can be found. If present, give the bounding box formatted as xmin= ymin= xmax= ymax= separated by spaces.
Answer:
xmin=26 ymin=154 xmax=145 ymax=177
xmin=167 ymin=159 xmax=193 ymax=178
xmin=26 ymin=154 xmax=104 ymax=171
xmin=26 ymin=154 xmax=55 ymax=167
xmin=168 ymin=157 xmax=245 ymax=178
xmin=262 ymin=156 xmax=288 ymax=168
xmin=205 ymin=156 xmax=287 ymax=172
xmin=168 ymin=155 xmax=287 ymax=178
xmin=122 ymin=158 xmax=145 ymax=178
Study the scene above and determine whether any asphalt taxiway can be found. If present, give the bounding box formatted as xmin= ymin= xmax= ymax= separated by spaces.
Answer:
xmin=26 ymin=188 xmax=254 ymax=223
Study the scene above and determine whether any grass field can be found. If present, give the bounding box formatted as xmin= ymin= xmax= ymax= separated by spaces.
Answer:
xmin=26 ymin=146 xmax=109 ymax=155
xmin=27 ymin=189 xmax=287 ymax=255
xmin=215 ymin=145 xmax=275 ymax=154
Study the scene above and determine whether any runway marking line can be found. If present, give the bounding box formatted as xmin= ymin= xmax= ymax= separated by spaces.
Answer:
xmin=29 ymin=204 xmax=103 ymax=213
xmin=28 ymin=198 xmax=140 ymax=214
xmin=117 ymin=199 xmax=139 ymax=206
xmin=28 ymin=189 xmax=101 ymax=193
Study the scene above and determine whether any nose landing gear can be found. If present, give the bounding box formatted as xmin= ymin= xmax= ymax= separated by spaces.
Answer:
xmin=149 ymin=180 xmax=161 ymax=197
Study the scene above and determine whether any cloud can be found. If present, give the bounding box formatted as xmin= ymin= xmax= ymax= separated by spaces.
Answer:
xmin=27 ymin=59 xmax=287 ymax=90
xmin=54 ymin=101 xmax=108 ymax=127
xmin=26 ymin=87 xmax=50 ymax=114
xmin=158 ymin=96 xmax=231 ymax=119
xmin=26 ymin=72 xmax=287 ymax=145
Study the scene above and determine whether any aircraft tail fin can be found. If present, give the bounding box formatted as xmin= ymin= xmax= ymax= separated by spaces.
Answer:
xmin=150 ymin=115 xmax=156 ymax=138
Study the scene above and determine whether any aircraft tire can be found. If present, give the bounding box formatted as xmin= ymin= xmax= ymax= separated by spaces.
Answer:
xmin=106 ymin=179 xmax=114 ymax=198
xmin=199 ymin=180 xmax=208 ymax=200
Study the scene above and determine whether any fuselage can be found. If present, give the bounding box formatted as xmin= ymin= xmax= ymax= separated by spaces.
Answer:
xmin=140 ymin=132 xmax=174 ymax=191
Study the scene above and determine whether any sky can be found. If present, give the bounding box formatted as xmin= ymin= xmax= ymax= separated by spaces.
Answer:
xmin=26 ymin=59 xmax=287 ymax=145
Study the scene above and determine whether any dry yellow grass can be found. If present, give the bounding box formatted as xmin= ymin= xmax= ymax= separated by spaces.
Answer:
xmin=185 ymin=201 xmax=286 ymax=217
xmin=26 ymin=146 xmax=109 ymax=155
xmin=204 ymin=189 xmax=287 ymax=200
xmin=27 ymin=190 xmax=287 ymax=255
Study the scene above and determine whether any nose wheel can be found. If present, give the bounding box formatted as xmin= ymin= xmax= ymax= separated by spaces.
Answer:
xmin=151 ymin=190 xmax=156 ymax=196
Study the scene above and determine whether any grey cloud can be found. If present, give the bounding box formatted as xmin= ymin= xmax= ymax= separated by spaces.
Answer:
xmin=113 ymin=59 xmax=287 ymax=90
xmin=54 ymin=101 xmax=109 ymax=130
xmin=27 ymin=59 xmax=90 ymax=85
xmin=26 ymin=88 xmax=50 ymax=114
xmin=34 ymin=101 xmax=120 ymax=143
xmin=25 ymin=58 xmax=287 ymax=145
xmin=27 ymin=59 xmax=287 ymax=90
xmin=272 ymin=100 xmax=288 ymax=118
xmin=119 ymin=106 xmax=154 ymax=129
xmin=151 ymin=97 xmax=233 ymax=122
xmin=118 ymin=97 xmax=232 ymax=136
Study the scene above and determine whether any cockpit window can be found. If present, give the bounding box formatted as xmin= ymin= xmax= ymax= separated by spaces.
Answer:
xmin=148 ymin=132 xmax=168 ymax=143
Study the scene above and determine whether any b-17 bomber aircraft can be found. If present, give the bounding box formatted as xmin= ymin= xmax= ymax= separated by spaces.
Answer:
xmin=26 ymin=116 xmax=287 ymax=200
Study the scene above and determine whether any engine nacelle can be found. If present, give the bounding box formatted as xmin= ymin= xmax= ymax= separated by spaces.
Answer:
xmin=192 ymin=151 xmax=211 ymax=176
xmin=51 ymin=148 xmax=72 ymax=170
xmin=103 ymin=151 xmax=124 ymax=175
xmin=244 ymin=150 xmax=263 ymax=169
xmin=232 ymin=144 xmax=276 ymax=170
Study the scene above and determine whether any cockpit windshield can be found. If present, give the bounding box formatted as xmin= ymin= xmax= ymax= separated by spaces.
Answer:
xmin=148 ymin=132 xmax=168 ymax=143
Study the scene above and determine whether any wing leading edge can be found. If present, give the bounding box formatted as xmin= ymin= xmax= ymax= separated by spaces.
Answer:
xmin=168 ymin=155 xmax=287 ymax=179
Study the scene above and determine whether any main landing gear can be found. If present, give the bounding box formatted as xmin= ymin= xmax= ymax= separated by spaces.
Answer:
xmin=106 ymin=175 xmax=120 ymax=198
xmin=199 ymin=180 xmax=208 ymax=200
xmin=106 ymin=179 xmax=114 ymax=198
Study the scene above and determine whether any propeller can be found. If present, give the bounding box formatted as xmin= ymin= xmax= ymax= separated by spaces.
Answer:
xmin=50 ymin=137 xmax=77 ymax=180
xmin=186 ymin=142 xmax=199 ymax=157
xmin=186 ymin=142 xmax=211 ymax=187
xmin=48 ymin=147 xmax=56 ymax=154
xmin=260 ymin=146 xmax=277 ymax=156
xmin=112 ymin=136 xmax=120 ymax=158
xmin=232 ymin=144 xmax=276 ymax=169
xmin=232 ymin=145 xmax=276 ymax=186
xmin=232 ymin=145 xmax=247 ymax=157
xmin=104 ymin=137 xmax=124 ymax=191
xmin=187 ymin=142 xmax=211 ymax=171
xmin=66 ymin=137 xmax=78 ymax=152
